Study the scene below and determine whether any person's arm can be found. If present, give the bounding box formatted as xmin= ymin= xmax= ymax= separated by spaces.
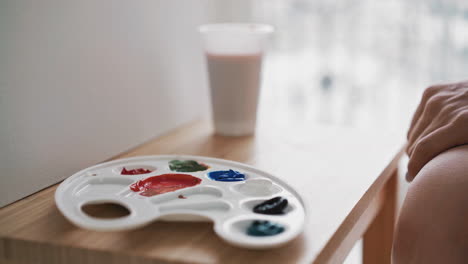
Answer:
xmin=393 ymin=144 xmax=468 ymax=264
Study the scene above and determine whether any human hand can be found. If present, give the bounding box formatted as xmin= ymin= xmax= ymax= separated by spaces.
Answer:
xmin=406 ymin=81 xmax=468 ymax=181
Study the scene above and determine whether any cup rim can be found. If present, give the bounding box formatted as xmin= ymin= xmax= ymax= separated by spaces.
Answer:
xmin=198 ymin=23 xmax=274 ymax=35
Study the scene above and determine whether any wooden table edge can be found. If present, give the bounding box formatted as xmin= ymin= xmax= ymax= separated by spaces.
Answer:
xmin=0 ymin=119 xmax=405 ymax=264
xmin=313 ymin=147 xmax=404 ymax=264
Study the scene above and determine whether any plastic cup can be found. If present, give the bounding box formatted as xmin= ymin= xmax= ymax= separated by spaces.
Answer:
xmin=199 ymin=23 xmax=274 ymax=136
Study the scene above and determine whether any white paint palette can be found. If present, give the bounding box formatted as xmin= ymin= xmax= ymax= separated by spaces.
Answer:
xmin=55 ymin=155 xmax=306 ymax=249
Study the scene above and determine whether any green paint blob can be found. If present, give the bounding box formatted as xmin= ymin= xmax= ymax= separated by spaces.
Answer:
xmin=169 ymin=160 xmax=209 ymax=172
xmin=246 ymin=220 xmax=285 ymax=237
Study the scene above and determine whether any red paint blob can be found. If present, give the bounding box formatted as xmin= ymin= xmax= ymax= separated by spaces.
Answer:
xmin=121 ymin=167 xmax=152 ymax=175
xmin=130 ymin=174 xmax=201 ymax=197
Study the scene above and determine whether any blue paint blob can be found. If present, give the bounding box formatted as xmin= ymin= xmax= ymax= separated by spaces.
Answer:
xmin=247 ymin=220 xmax=285 ymax=236
xmin=208 ymin=169 xmax=245 ymax=182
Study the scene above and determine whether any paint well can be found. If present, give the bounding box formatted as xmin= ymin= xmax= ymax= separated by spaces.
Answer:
xmin=246 ymin=220 xmax=285 ymax=236
xmin=130 ymin=174 xmax=202 ymax=197
xmin=169 ymin=160 xmax=209 ymax=172
xmin=208 ymin=169 xmax=246 ymax=182
xmin=121 ymin=167 xmax=152 ymax=175
xmin=253 ymin=196 xmax=288 ymax=215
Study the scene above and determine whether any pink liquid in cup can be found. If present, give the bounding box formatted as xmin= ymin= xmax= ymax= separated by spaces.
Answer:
xmin=207 ymin=53 xmax=263 ymax=136
xmin=199 ymin=23 xmax=273 ymax=136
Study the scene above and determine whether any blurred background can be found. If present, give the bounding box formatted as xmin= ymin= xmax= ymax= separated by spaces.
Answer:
xmin=249 ymin=0 xmax=468 ymax=133
xmin=1 ymin=0 xmax=468 ymax=262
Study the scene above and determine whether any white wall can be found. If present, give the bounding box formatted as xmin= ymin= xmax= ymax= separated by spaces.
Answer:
xmin=0 ymin=0 xmax=212 ymax=206
xmin=210 ymin=0 xmax=254 ymax=22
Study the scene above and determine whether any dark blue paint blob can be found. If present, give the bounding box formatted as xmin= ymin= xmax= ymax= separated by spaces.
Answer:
xmin=253 ymin=196 xmax=288 ymax=215
xmin=208 ymin=169 xmax=245 ymax=182
xmin=247 ymin=220 xmax=285 ymax=236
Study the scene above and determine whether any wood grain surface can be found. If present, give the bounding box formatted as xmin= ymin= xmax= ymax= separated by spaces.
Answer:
xmin=0 ymin=120 xmax=403 ymax=264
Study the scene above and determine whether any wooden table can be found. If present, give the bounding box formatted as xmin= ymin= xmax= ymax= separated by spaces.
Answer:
xmin=0 ymin=119 xmax=404 ymax=264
